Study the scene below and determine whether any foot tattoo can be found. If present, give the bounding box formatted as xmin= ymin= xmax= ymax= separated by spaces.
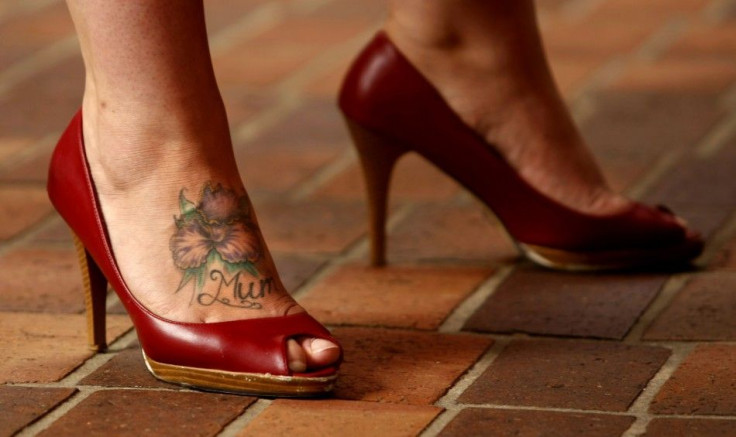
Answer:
xmin=170 ymin=182 xmax=273 ymax=309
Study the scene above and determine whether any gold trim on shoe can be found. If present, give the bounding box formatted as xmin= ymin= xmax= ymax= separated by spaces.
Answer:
xmin=142 ymin=351 xmax=338 ymax=397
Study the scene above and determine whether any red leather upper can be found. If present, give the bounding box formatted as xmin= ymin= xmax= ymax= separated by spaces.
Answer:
xmin=47 ymin=111 xmax=340 ymax=377
xmin=339 ymin=32 xmax=699 ymax=253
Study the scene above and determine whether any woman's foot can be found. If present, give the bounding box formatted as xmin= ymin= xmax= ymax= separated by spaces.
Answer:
xmin=63 ymin=0 xmax=339 ymax=375
xmin=81 ymin=98 xmax=340 ymax=373
xmin=385 ymin=1 xmax=630 ymax=216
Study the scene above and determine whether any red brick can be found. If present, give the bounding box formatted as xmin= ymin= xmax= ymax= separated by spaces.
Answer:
xmin=0 ymin=312 xmax=131 ymax=383
xmin=387 ymin=203 xmax=518 ymax=265
xmin=0 ymin=247 xmax=84 ymax=313
xmin=38 ymin=390 xmax=254 ymax=437
xmin=603 ymin=162 xmax=648 ymax=193
xmin=644 ymin=273 xmax=736 ymax=341
xmin=25 ymin=215 xmax=74 ymax=246
xmin=0 ymin=136 xmax=31 ymax=163
xmin=546 ymin=56 xmax=604 ymax=97
xmin=239 ymin=399 xmax=441 ymax=436
xmin=0 ymin=2 xmax=74 ymax=69
xmin=249 ymin=99 xmax=350 ymax=150
xmin=645 ymin=418 xmax=736 ymax=436
xmin=439 ymin=408 xmax=635 ymax=437
xmin=236 ymin=147 xmax=341 ymax=195
xmin=271 ymin=252 xmax=326 ymax=292
xmin=303 ymin=57 xmax=352 ymax=97
xmin=543 ymin=19 xmax=654 ymax=60
xmin=213 ymin=15 xmax=364 ymax=88
xmin=79 ymin=343 xmax=176 ymax=389
xmin=650 ymin=345 xmax=736 ymax=415
xmin=0 ymin=186 xmax=54 ymax=241
xmin=711 ymin=236 xmax=736 ymax=271
xmin=204 ymin=0 xmax=266 ymax=33
xmin=612 ymin=59 xmax=736 ymax=93
xmin=308 ymin=0 xmax=386 ymax=23
xmin=332 ymin=327 xmax=493 ymax=405
xmin=459 ymin=339 xmax=670 ymax=411
xmin=718 ymin=2 xmax=736 ymax=21
xmin=256 ymin=199 xmax=366 ymax=254
xmin=0 ymin=143 xmax=52 ymax=181
xmin=299 ymin=264 xmax=492 ymax=330
xmin=0 ymin=57 xmax=84 ymax=138
xmin=666 ymin=24 xmax=736 ymax=60
xmin=581 ymin=92 xmax=722 ymax=186
xmin=214 ymin=42 xmax=318 ymax=88
xmin=464 ymin=268 xmax=666 ymax=339
xmin=313 ymin=154 xmax=461 ymax=202
xmin=583 ymin=91 xmax=724 ymax=195
xmin=0 ymin=386 xmax=76 ymax=436
xmin=588 ymin=0 xmax=710 ymax=27
xmin=219 ymin=87 xmax=274 ymax=134
xmin=252 ymin=16 xmax=369 ymax=46
xmin=643 ymin=142 xmax=736 ymax=209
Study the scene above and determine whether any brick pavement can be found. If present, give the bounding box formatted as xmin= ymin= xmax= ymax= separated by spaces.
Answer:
xmin=1 ymin=0 xmax=735 ymax=436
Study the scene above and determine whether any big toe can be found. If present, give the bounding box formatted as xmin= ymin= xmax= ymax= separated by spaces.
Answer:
xmin=301 ymin=337 xmax=341 ymax=369
xmin=286 ymin=338 xmax=340 ymax=373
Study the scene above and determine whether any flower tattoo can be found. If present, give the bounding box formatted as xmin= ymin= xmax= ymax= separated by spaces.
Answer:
xmin=170 ymin=183 xmax=267 ymax=307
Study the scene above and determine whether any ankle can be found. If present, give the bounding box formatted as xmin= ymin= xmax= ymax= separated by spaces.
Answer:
xmin=80 ymin=92 xmax=237 ymax=192
xmin=383 ymin=19 xmax=567 ymax=139
xmin=81 ymin=86 xmax=230 ymax=144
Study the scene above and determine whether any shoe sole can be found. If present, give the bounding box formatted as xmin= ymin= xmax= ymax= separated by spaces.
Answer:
xmin=142 ymin=351 xmax=337 ymax=397
xmin=518 ymin=240 xmax=702 ymax=272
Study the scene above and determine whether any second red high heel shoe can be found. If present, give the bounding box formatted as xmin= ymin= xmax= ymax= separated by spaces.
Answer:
xmin=47 ymin=111 xmax=341 ymax=396
xmin=339 ymin=32 xmax=703 ymax=271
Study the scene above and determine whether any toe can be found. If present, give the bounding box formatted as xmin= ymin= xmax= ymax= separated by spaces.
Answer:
xmin=300 ymin=337 xmax=341 ymax=369
xmin=287 ymin=339 xmax=307 ymax=372
xmin=670 ymin=214 xmax=703 ymax=244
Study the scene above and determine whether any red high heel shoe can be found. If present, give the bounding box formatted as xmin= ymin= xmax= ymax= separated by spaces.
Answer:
xmin=47 ymin=111 xmax=341 ymax=396
xmin=339 ymin=32 xmax=703 ymax=271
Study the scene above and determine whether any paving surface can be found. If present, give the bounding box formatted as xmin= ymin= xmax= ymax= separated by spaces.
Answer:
xmin=1 ymin=0 xmax=736 ymax=436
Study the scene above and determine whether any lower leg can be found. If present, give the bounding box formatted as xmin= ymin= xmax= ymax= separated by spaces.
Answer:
xmin=384 ymin=0 xmax=628 ymax=214
xmin=68 ymin=0 xmax=233 ymax=187
xmin=65 ymin=0 xmax=338 ymax=371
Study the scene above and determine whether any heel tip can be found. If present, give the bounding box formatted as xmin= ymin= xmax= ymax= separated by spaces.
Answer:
xmin=88 ymin=343 xmax=108 ymax=353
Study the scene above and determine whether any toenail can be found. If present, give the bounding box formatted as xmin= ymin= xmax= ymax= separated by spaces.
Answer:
xmin=310 ymin=338 xmax=339 ymax=355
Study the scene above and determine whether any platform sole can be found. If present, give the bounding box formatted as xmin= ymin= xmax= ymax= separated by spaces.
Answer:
xmin=143 ymin=351 xmax=337 ymax=397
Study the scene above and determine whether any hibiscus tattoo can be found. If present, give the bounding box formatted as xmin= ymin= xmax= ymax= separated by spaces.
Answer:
xmin=170 ymin=183 xmax=272 ymax=308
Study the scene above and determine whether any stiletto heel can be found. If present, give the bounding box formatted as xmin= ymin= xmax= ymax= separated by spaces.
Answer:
xmin=48 ymin=111 xmax=341 ymax=396
xmin=345 ymin=118 xmax=407 ymax=266
xmin=339 ymin=32 xmax=703 ymax=271
xmin=72 ymin=233 xmax=108 ymax=352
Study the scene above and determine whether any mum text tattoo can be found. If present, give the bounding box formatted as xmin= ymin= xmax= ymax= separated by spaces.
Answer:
xmin=199 ymin=271 xmax=273 ymax=308
xmin=169 ymin=183 xmax=272 ymax=309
